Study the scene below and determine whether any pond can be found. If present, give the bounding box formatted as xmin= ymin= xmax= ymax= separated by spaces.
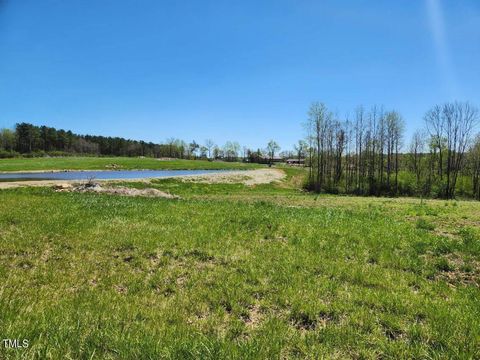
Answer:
xmin=0 ymin=169 xmax=230 ymax=182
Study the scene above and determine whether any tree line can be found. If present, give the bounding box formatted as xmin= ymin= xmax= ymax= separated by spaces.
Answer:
xmin=304 ymin=101 xmax=480 ymax=199
xmin=4 ymin=101 xmax=479 ymax=200
xmin=0 ymin=123 xmax=283 ymax=163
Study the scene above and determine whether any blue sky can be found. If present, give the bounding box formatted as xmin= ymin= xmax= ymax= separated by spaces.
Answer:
xmin=0 ymin=0 xmax=479 ymax=150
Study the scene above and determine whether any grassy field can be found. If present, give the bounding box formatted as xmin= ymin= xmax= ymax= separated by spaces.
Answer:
xmin=0 ymin=168 xmax=479 ymax=358
xmin=0 ymin=157 xmax=262 ymax=172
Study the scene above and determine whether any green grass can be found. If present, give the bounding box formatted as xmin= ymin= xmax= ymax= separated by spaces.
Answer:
xmin=0 ymin=169 xmax=479 ymax=358
xmin=0 ymin=157 xmax=262 ymax=172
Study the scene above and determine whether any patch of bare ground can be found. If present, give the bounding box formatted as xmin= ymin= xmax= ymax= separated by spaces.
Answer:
xmin=180 ymin=169 xmax=286 ymax=185
xmin=430 ymin=218 xmax=480 ymax=239
xmin=435 ymin=254 xmax=480 ymax=287
xmin=114 ymin=284 xmax=127 ymax=294
xmin=89 ymin=278 xmax=98 ymax=287
xmin=40 ymin=247 xmax=52 ymax=262
xmin=287 ymin=307 xmax=341 ymax=334
xmin=432 ymin=229 xmax=458 ymax=239
xmin=241 ymin=303 xmax=263 ymax=329
xmin=104 ymin=163 xmax=122 ymax=169
xmin=381 ymin=323 xmax=406 ymax=341
xmin=0 ymin=180 xmax=71 ymax=189
xmin=186 ymin=311 xmax=209 ymax=325
xmin=54 ymin=183 xmax=180 ymax=198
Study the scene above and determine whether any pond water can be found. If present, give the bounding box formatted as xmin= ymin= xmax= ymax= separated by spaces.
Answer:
xmin=0 ymin=169 xmax=230 ymax=182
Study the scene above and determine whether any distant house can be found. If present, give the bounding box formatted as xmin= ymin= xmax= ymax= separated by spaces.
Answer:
xmin=286 ymin=158 xmax=305 ymax=165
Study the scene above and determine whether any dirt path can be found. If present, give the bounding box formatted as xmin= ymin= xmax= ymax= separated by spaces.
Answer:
xmin=0 ymin=179 xmax=75 ymax=189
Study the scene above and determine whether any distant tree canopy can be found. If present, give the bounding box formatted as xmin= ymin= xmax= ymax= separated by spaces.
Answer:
xmin=0 ymin=123 xmax=276 ymax=164
xmin=0 ymin=123 xmax=187 ymax=158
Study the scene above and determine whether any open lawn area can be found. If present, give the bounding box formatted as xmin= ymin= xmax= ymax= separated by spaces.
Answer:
xmin=1 ymin=168 xmax=479 ymax=358
xmin=0 ymin=157 xmax=262 ymax=172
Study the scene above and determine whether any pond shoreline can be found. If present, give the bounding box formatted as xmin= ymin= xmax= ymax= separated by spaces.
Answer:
xmin=0 ymin=169 xmax=285 ymax=189
xmin=0 ymin=169 xmax=232 ymax=181
xmin=0 ymin=168 xmax=234 ymax=174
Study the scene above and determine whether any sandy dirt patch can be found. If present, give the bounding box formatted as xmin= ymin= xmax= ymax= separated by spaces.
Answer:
xmin=0 ymin=179 xmax=77 ymax=189
xmin=54 ymin=183 xmax=179 ymax=198
xmin=177 ymin=169 xmax=286 ymax=185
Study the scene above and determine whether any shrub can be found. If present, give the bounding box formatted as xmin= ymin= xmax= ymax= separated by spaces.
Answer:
xmin=0 ymin=150 xmax=20 ymax=158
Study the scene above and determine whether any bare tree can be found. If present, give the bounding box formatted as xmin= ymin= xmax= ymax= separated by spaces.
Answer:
xmin=223 ymin=141 xmax=240 ymax=161
xmin=409 ymin=130 xmax=426 ymax=189
xmin=470 ymin=135 xmax=480 ymax=200
xmin=293 ymin=140 xmax=307 ymax=162
xmin=425 ymin=102 xmax=479 ymax=198
xmin=446 ymin=103 xmax=478 ymax=197
xmin=425 ymin=105 xmax=445 ymax=180
xmin=166 ymin=137 xmax=176 ymax=157
xmin=299 ymin=101 xmax=479 ymax=199
xmin=308 ymin=102 xmax=332 ymax=192
xmin=354 ymin=106 xmax=365 ymax=192
xmin=266 ymin=140 xmax=280 ymax=165
xmin=393 ymin=112 xmax=404 ymax=194
xmin=204 ymin=139 xmax=215 ymax=159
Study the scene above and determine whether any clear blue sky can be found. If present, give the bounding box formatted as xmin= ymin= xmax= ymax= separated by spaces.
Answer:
xmin=0 ymin=0 xmax=479 ymax=150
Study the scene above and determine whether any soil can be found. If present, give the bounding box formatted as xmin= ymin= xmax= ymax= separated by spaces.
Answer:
xmin=178 ymin=169 xmax=286 ymax=185
xmin=54 ymin=183 xmax=180 ymax=199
